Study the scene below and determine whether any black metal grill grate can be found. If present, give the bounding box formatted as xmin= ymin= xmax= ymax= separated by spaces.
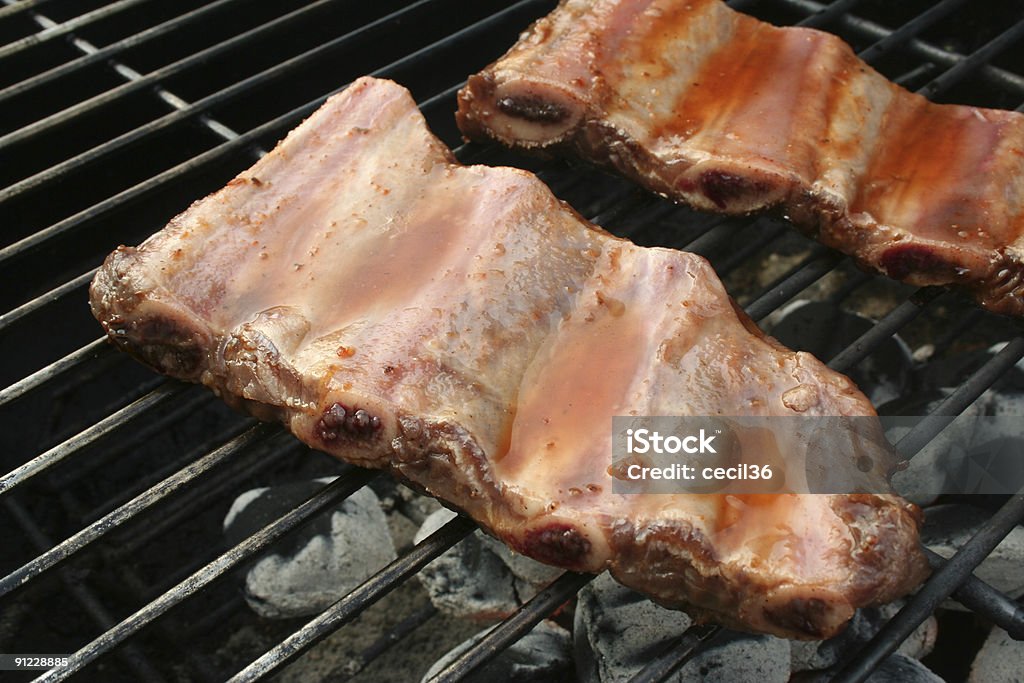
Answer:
xmin=1 ymin=0 xmax=1023 ymax=681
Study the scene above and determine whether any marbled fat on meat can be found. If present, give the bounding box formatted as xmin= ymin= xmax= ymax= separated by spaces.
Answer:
xmin=90 ymin=77 xmax=927 ymax=639
xmin=457 ymin=0 xmax=1024 ymax=316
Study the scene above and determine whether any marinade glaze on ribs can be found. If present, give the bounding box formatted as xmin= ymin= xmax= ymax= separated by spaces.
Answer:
xmin=91 ymin=77 xmax=927 ymax=639
xmin=457 ymin=0 xmax=1024 ymax=316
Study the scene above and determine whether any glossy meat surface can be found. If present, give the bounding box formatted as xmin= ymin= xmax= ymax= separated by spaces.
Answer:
xmin=457 ymin=0 xmax=1024 ymax=316
xmin=91 ymin=77 xmax=927 ymax=638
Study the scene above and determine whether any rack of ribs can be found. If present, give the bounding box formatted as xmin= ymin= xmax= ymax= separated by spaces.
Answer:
xmin=456 ymin=0 xmax=1024 ymax=316
xmin=90 ymin=76 xmax=927 ymax=639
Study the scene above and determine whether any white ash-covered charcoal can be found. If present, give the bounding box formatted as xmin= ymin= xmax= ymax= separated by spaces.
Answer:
xmin=574 ymin=572 xmax=790 ymax=683
xmin=414 ymin=508 xmax=521 ymax=620
xmin=921 ymin=504 xmax=1024 ymax=610
xmin=224 ymin=480 xmax=395 ymax=619
xmin=969 ymin=627 xmax=1024 ymax=683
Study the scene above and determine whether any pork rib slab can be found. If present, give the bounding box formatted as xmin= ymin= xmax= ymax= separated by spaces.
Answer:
xmin=456 ymin=0 xmax=1024 ymax=316
xmin=90 ymin=77 xmax=927 ymax=639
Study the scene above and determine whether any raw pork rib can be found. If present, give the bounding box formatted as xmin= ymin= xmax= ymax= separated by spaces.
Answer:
xmin=457 ymin=0 xmax=1024 ymax=316
xmin=91 ymin=77 xmax=927 ymax=638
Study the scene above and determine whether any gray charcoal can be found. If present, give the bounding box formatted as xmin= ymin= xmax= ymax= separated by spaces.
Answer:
xmin=970 ymin=627 xmax=1024 ymax=683
xmin=420 ymin=620 xmax=572 ymax=683
xmin=883 ymin=387 xmax=1024 ymax=502
xmin=414 ymin=508 xmax=520 ymax=619
xmin=921 ymin=504 xmax=1024 ymax=608
xmin=865 ymin=654 xmax=943 ymax=682
xmin=672 ymin=633 xmax=789 ymax=683
xmin=574 ymin=573 xmax=692 ymax=682
xmin=915 ymin=343 xmax=1024 ymax=393
xmin=885 ymin=394 xmax=983 ymax=506
xmin=884 ymin=341 xmax=1024 ymax=502
xmin=479 ymin=532 xmax=563 ymax=600
xmin=791 ymin=602 xmax=936 ymax=672
xmin=574 ymin=573 xmax=790 ymax=683
xmin=224 ymin=480 xmax=396 ymax=619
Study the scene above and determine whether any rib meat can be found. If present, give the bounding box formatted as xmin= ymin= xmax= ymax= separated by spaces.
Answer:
xmin=456 ymin=0 xmax=1024 ymax=316
xmin=90 ymin=76 xmax=927 ymax=639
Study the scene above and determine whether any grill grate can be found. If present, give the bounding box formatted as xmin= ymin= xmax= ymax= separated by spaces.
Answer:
xmin=2 ymin=0 xmax=1024 ymax=681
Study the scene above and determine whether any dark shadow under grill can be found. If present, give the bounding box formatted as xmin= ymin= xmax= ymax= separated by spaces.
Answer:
xmin=1 ymin=0 xmax=1023 ymax=681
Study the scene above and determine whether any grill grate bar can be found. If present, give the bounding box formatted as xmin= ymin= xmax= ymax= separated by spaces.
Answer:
xmin=893 ymin=63 xmax=939 ymax=88
xmin=678 ymin=219 xmax=745 ymax=256
xmin=744 ymin=248 xmax=843 ymax=321
xmin=923 ymin=547 xmax=1024 ymax=639
xmin=0 ymin=423 xmax=276 ymax=599
xmin=856 ymin=0 xmax=971 ymax=64
xmin=0 ymin=337 xmax=112 ymax=406
xmin=714 ymin=222 xmax=789 ymax=275
xmin=0 ymin=0 xmax=155 ymax=61
xmin=180 ymin=593 xmax=248 ymax=644
xmin=108 ymin=434 xmax=304 ymax=561
xmin=425 ymin=572 xmax=594 ymax=683
xmin=592 ymin=1 xmax=1024 ymax=677
xmin=43 ymin=374 xmax=166 ymax=445
xmin=921 ymin=19 xmax=1024 ymax=100
xmin=2 ymin=0 xmax=235 ymax=171
xmin=590 ymin=190 xmax=658 ymax=227
xmin=0 ymin=381 xmax=186 ymax=495
xmin=49 ymin=387 xmax=215 ymax=488
xmin=827 ymin=287 xmax=943 ymax=373
xmin=337 ymin=604 xmax=440 ymax=682
xmin=796 ymin=0 xmax=862 ymax=29
xmin=76 ymin=418 xmax=255 ymax=523
xmin=833 ymin=490 xmax=1024 ymax=683
xmin=826 ymin=269 xmax=873 ymax=304
xmin=623 ymin=285 xmax=1018 ymax=681
xmin=895 ymin=337 xmax=1024 ymax=460
xmin=927 ymin=308 xmax=986 ymax=361
xmin=64 ymin=455 xmax=238 ymax=683
xmin=664 ymin=212 xmax=784 ymax=266
xmin=228 ymin=516 xmax=476 ymax=682
xmin=629 ymin=623 xmax=724 ymax=683
xmin=0 ymin=0 xmax=341 ymax=151
xmin=35 ymin=468 xmax=380 ymax=683
xmin=4 ymin=496 xmax=169 ymax=682
xmin=24 ymin=28 xmax=247 ymax=150
xmin=0 ymin=0 xmax=443 ymax=203
xmin=0 ymin=0 xmax=535 ymax=283
xmin=0 ymin=0 xmax=246 ymax=103
xmin=776 ymin=0 xmax=1024 ymax=95
xmin=48 ymin=392 xmax=229 ymax=490
xmin=0 ymin=0 xmax=59 ymax=22
xmin=104 ymin=563 xmax=223 ymax=683
xmin=4 ymin=0 xmax=1023 ymax=679
xmin=0 ymin=267 xmax=97 ymax=333
xmin=617 ymin=201 xmax=683 ymax=240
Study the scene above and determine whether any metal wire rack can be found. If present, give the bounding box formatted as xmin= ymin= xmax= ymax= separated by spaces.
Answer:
xmin=1 ymin=0 xmax=1023 ymax=681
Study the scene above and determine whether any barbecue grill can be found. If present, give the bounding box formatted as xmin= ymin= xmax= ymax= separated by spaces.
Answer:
xmin=2 ymin=0 xmax=1024 ymax=680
